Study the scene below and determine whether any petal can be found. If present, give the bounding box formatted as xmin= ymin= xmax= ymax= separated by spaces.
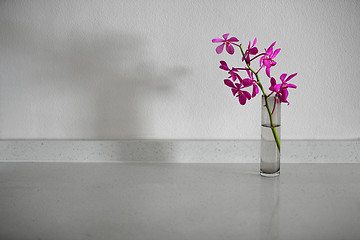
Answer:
xmin=259 ymin=56 xmax=265 ymax=66
xmin=231 ymin=88 xmax=238 ymax=96
xmin=216 ymin=44 xmax=225 ymax=54
xmin=280 ymin=73 xmax=287 ymax=82
xmin=238 ymin=94 xmax=247 ymax=105
xmin=222 ymin=33 xmax=230 ymax=40
xmin=252 ymin=37 xmax=257 ymax=47
xmin=224 ymin=79 xmax=235 ymax=88
xmin=219 ymin=61 xmax=230 ymax=70
xmin=281 ymin=88 xmax=289 ymax=102
xmin=266 ymin=47 xmax=273 ymax=56
xmin=227 ymin=37 xmax=239 ymax=42
xmin=266 ymin=67 xmax=271 ymax=78
xmin=230 ymin=72 xmax=237 ymax=81
xmin=286 ymin=73 xmax=298 ymax=82
xmin=270 ymin=77 xmax=277 ymax=87
xmin=272 ymin=48 xmax=281 ymax=58
xmin=243 ymin=91 xmax=252 ymax=100
xmin=269 ymin=41 xmax=276 ymax=50
xmin=252 ymin=84 xmax=259 ymax=97
xmin=242 ymin=78 xmax=253 ymax=87
xmin=249 ymin=47 xmax=258 ymax=55
xmin=263 ymin=59 xmax=271 ymax=68
xmin=212 ymin=38 xmax=224 ymax=43
xmin=286 ymin=83 xmax=297 ymax=89
xmin=226 ymin=44 xmax=235 ymax=54
xmin=273 ymin=84 xmax=282 ymax=92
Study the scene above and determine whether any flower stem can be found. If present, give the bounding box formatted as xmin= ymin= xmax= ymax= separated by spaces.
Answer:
xmin=239 ymin=45 xmax=281 ymax=152
xmin=249 ymin=53 xmax=265 ymax=62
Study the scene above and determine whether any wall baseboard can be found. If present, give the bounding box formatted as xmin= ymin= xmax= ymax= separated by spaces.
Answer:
xmin=0 ymin=140 xmax=358 ymax=163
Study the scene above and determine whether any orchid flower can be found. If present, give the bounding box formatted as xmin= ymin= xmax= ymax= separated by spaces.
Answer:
xmin=242 ymin=37 xmax=258 ymax=64
xmin=224 ymin=79 xmax=252 ymax=105
xmin=219 ymin=61 xmax=242 ymax=82
xmin=242 ymin=69 xmax=259 ymax=97
xmin=269 ymin=73 xmax=297 ymax=104
xmin=212 ymin=33 xmax=239 ymax=55
xmin=260 ymin=42 xmax=281 ymax=77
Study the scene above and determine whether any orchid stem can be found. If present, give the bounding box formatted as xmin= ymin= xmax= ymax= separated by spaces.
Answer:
xmin=239 ymin=44 xmax=281 ymax=152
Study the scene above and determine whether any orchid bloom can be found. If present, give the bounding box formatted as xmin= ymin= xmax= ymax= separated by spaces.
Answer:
xmin=269 ymin=73 xmax=297 ymax=104
xmin=242 ymin=38 xmax=258 ymax=64
xmin=242 ymin=69 xmax=259 ymax=97
xmin=212 ymin=33 xmax=239 ymax=55
xmin=224 ymin=79 xmax=252 ymax=105
xmin=219 ymin=61 xmax=242 ymax=82
xmin=260 ymin=42 xmax=281 ymax=77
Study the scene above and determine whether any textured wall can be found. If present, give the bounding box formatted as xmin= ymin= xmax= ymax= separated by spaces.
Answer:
xmin=0 ymin=0 xmax=359 ymax=139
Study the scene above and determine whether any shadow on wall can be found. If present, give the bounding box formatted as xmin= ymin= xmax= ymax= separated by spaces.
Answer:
xmin=0 ymin=19 xmax=188 ymax=139
xmin=1 ymin=20 xmax=189 ymax=161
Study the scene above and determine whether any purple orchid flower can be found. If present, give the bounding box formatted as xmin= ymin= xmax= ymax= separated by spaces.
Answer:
xmin=242 ymin=37 xmax=258 ymax=64
xmin=242 ymin=69 xmax=259 ymax=97
xmin=219 ymin=61 xmax=242 ymax=82
xmin=212 ymin=33 xmax=239 ymax=55
xmin=269 ymin=73 xmax=297 ymax=104
xmin=260 ymin=42 xmax=281 ymax=77
xmin=224 ymin=79 xmax=252 ymax=105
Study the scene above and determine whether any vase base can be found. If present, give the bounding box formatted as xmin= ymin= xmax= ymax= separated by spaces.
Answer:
xmin=260 ymin=171 xmax=280 ymax=177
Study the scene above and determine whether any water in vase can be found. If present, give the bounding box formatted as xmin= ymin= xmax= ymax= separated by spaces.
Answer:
xmin=260 ymin=124 xmax=280 ymax=177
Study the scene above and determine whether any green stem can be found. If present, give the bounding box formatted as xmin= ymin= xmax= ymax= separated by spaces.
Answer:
xmin=239 ymin=45 xmax=280 ymax=152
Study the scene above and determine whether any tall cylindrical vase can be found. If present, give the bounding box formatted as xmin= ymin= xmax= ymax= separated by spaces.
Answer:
xmin=260 ymin=95 xmax=281 ymax=177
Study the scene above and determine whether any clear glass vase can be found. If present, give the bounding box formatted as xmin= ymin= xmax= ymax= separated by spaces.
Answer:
xmin=260 ymin=95 xmax=281 ymax=177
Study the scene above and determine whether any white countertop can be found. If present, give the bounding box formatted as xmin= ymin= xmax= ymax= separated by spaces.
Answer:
xmin=1 ymin=162 xmax=360 ymax=240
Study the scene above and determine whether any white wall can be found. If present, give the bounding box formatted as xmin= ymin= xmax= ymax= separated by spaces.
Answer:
xmin=0 ymin=0 xmax=359 ymax=140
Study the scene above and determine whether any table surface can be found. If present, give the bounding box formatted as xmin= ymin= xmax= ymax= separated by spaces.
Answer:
xmin=1 ymin=163 xmax=360 ymax=240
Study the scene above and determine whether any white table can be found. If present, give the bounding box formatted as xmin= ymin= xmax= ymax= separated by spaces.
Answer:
xmin=1 ymin=162 xmax=359 ymax=240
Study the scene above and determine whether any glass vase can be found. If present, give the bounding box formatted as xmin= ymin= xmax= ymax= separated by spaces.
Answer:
xmin=260 ymin=95 xmax=281 ymax=177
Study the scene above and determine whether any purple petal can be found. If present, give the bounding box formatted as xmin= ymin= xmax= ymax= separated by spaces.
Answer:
xmin=286 ymin=73 xmax=298 ymax=82
xmin=266 ymin=47 xmax=273 ymax=56
xmin=280 ymin=88 xmax=289 ymax=102
xmin=286 ymin=83 xmax=297 ymax=89
xmin=272 ymin=48 xmax=281 ymax=58
xmin=269 ymin=41 xmax=276 ymax=50
xmin=222 ymin=33 xmax=230 ymax=40
xmin=246 ymin=69 xmax=252 ymax=78
xmin=259 ymin=56 xmax=264 ymax=66
xmin=227 ymin=37 xmax=239 ymax=42
xmin=252 ymin=84 xmax=259 ymax=97
xmin=212 ymin=38 xmax=224 ymax=43
xmin=238 ymin=94 xmax=247 ymax=105
xmin=266 ymin=67 xmax=271 ymax=78
xmin=280 ymin=73 xmax=287 ymax=82
xmin=224 ymin=79 xmax=235 ymax=88
xmin=243 ymin=91 xmax=252 ymax=100
xmin=273 ymin=84 xmax=282 ymax=92
xmin=230 ymin=72 xmax=237 ymax=81
xmin=219 ymin=61 xmax=230 ymax=70
xmin=252 ymin=37 xmax=257 ymax=47
xmin=270 ymin=77 xmax=277 ymax=87
xmin=231 ymin=88 xmax=237 ymax=96
xmin=263 ymin=59 xmax=271 ymax=68
xmin=216 ymin=44 xmax=225 ymax=54
xmin=226 ymin=44 xmax=235 ymax=54
xmin=249 ymin=47 xmax=258 ymax=55
xmin=242 ymin=78 xmax=253 ymax=87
